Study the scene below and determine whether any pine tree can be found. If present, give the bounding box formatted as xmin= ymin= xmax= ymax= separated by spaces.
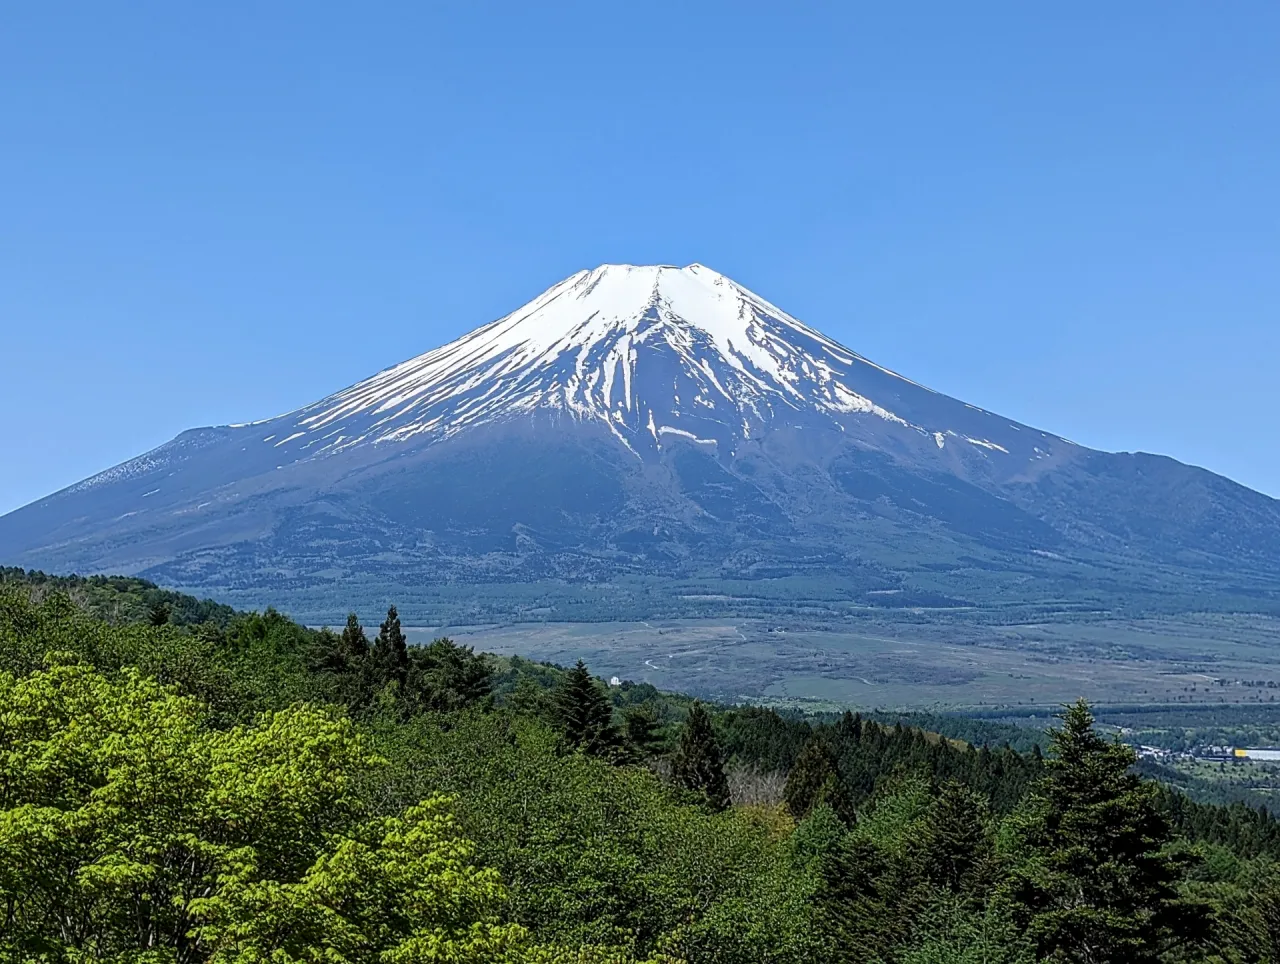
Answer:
xmin=147 ymin=601 xmax=171 ymax=626
xmin=405 ymin=637 xmax=492 ymax=713
xmin=1252 ymin=872 xmax=1280 ymax=961
xmin=673 ymin=701 xmax=730 ymax=811
xmin=816 ymin=835 xmax=897 ymax=963
xmin=922 ymin=779 xmax=991 ymax=894
xmin=835 ymin=709 xmax=863 ymax=745
xmin=340 ymin=612 xmax=369 ymax=664
xmin=308 ymin=613 xmax=374 ymax=709
xmin=552 ymin=660 xmax=619 ymax=756
xmin=371 ymin=605 xmax=409 ymax=690
xmin=1004 ymin=699 xmax=1210 ymax=962
xmin=785 ymin=736 xmax=854 ymax=824
xmin=623 ymin=706 xmax=664 ymax=760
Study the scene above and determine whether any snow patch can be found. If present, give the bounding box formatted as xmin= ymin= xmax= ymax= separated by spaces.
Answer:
xmin=657 ymin=426 xmax=717 ymax=446
xmin=965 ymin=437 xmax=1010 ymax=454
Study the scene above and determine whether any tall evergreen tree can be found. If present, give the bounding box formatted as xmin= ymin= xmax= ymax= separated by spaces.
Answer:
xmin=1003 ymin=699 xmax=1210 ymax=963
xmin=835 ymin=709 xmax=863 ymax=745
xmin=922 ymin=779 xmax=991 ymax=895
xmin=674 ymin=701 xmax=730 ymax=812
xmin=307 ymin=613 xmax=374 ymax=708
xmin=785 ymin=736 xmax=854 ymax=825
xmin=816 ymin=835 xmax=897 ymax=963
xmin=340 ymin=612 xmax=369 ymax=664
xmin=147 ymin=601 xmax=171 ymax=626
xmin=405 ymin=637 xmax=493 ymax=713
xmin=623 ymin=705 xmax=664 ymax=761
xmin=371 ymin=605 xmax=409 ymax=690
xmin=552 ymin=660 xmax=619 ymax=756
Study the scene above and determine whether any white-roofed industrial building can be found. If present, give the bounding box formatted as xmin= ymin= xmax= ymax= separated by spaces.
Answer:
xmin=1233 ymin=748 xmax=1280 ymax=762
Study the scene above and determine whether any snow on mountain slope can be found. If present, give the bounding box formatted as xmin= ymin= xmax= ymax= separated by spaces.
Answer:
xmin=9 ymin=262 xmax=1280 ymax=618
xmin=226 ymin=263 xmax=1060 ymax=465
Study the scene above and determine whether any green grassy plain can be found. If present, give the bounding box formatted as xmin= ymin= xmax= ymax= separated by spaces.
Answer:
xmin=404 ymin=610 xmax=1280 ymax=711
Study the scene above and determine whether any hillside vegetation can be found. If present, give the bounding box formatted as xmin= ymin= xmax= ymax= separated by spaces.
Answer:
xmin=3 ymin=571 xmax=1280 ymax=962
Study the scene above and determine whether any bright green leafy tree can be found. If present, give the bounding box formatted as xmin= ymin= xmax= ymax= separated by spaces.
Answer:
xmin=0 ymin=656 xmax=375 ymax=960
xmin=0 ymin=657 xmax=670 ymax=964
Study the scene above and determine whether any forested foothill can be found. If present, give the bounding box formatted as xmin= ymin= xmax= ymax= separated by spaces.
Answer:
xmin=4 ymin=569 xmax=1280 ymax=962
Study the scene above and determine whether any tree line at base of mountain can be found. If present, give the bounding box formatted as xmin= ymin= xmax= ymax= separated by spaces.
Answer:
xmin=5 ymin=572 xmax=1280 ymax=961
xmin=1 ymin=565 xmax=239 ymax=628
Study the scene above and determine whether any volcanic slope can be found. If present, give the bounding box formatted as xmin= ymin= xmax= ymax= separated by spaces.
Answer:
xmin=3 ymin=263 xmax=1279 ymax=622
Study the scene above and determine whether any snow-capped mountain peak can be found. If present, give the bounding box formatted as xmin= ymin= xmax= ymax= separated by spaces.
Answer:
xmin=20 ymin=261 xmax=1280 ymax=622
xmin=219 ymin=262 xmax=1054 ymax=465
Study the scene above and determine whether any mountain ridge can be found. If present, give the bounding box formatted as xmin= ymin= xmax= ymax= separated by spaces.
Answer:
xmin=3 ymin=263 xmax=1279 ymax=622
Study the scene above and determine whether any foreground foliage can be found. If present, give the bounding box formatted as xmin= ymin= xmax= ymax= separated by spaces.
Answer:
xmin=3 ymin=575 xmax=1280 ymax=962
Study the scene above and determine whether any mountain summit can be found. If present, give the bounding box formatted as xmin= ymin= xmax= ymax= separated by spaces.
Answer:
xmin=220 ymin=263 xmax=1054 ymax=468
xmin=3 ymin=264 xmax=1279 ymax=621
xmin=277 ymin=262 xmax=921 ymax=456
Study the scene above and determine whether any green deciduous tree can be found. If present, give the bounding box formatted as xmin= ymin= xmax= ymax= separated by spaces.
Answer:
xmin=369 ymin=711 xmax=818 ymax=963
xmin=194 ymin=794 xmax=533 ymax=963
xmin=0 ymin=656 xmax=377 ymax=961
xmin=0 ymin=657 xmax=677 ymax=964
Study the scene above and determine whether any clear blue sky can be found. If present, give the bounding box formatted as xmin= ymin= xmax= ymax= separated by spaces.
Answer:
xmin=2 ymin=3 xmax=1278 ymax=515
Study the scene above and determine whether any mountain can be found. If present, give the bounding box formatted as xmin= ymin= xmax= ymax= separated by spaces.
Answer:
xmin=4 ymin=263 xmax=1280 ymax=622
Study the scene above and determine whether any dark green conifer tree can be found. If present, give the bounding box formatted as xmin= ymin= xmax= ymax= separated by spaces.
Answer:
xmin=310 ymin=612 xmax=374 ymax=708
xmin=340 ymin=612 xmax=369 ymax=664
xmin=147 ymin=601 xmax=171 ymax=626
xmin=922 ymin=779 xmax=991 ymax=894
xmin=674 ymin=701 xmax=730 ymax=811
xmin=406 ymin=637 xmax=492 ymax=713
xmin=835 ymin=709 xmax=863 ymax=745
xmin=552 ymin=660 xmax=619 ymax=757
xmin=816 ymin=836 xmax=898 ymax=963
xmin=1004 ymin=699 xmax=1210 ymax=962
xmin=1248 ymin=872 xmax=1280 ymax=961
xmin=308 ymin=627 xmax=344 ymax=675
xmin=785 ymin=736 xmax=854 ymax=824
xmin=623 ymin=705 xmax=664 ymax=760
xmin=371 ymin=605 xmax=409 ymax=690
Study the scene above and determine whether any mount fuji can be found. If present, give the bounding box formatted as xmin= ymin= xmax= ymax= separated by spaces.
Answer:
xmin=4 ymin=263 xmax=1280 ymax=622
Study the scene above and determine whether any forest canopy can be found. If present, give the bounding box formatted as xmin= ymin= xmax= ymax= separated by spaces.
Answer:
xmin=2 ymin=571 xmax=1280 ymax=963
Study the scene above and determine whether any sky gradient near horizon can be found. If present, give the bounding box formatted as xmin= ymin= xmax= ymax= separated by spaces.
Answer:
xmin=2 ymin=3 xmax=1279 ymax=514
